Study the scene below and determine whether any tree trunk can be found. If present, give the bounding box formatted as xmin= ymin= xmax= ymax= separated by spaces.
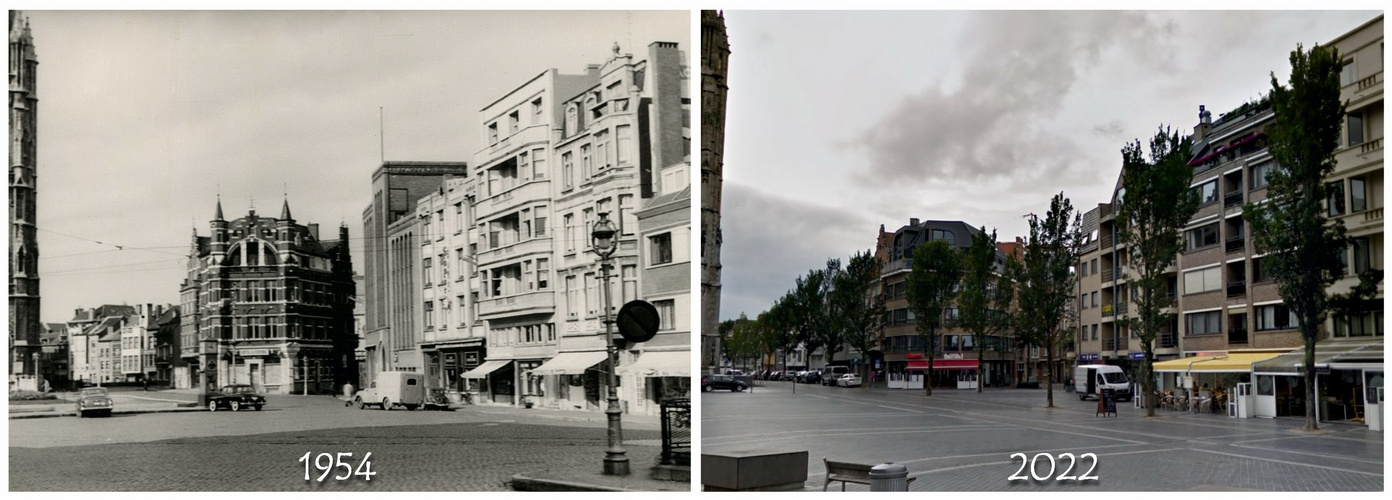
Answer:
xmin=924 ymin=328 xmax=934 ymax=397
xmin=1142 ymin=340 xmax=1156 ymax=417
xmin=977 ymin=344 xmax=984 ymax=393
xmin=1045 ymin=344 xmax=1055 ymax=408
xmin=1303 ymin=331 xmax=1319 ymax=431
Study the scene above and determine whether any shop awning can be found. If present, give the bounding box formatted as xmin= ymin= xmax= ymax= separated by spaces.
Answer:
xmin=1152 ymin=355 xmax=1221 ymax=373
xmin=1187 ymin=351 xmax=1287 ymax=372
xmin=1253 ymin=338 xmax=1381 ymax=374
xmin=618 ymin=350 xmax=690 ymax=377
xmin=906 ymin=359 xmax=979 ymax=371
xmin=530 ymin=351 xmax=608 ymax=376
xmin=460 ymin=359 xmax=510 ymax=379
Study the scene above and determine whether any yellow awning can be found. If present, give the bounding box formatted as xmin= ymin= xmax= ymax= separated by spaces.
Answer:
xmin=1152 ymin=355 xmax=1220 ymax=372
xmin=1189 ymin=351 xmax=1287 ymax=372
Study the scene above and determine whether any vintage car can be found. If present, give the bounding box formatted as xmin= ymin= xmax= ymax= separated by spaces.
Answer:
xmin=206 ymin=384 xmax=266 ymax=411
xmin=76 ymin=387 xmax=114 ymax=417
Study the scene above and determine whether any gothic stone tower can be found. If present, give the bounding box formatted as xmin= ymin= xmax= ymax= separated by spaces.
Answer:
xmin=700 ymin=10 xmax=729 ymax=371
xmin=9 ymin=11 xmax=40 ymax=379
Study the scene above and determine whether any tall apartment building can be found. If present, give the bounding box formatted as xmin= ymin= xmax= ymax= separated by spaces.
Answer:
xmin=700 ymin=10 xmax=731 ymax=373
xmin=463 ymin=41 xmax=688 ymax=411
xmin=625 ymin=159 xmax=693 ymax=414
xmin=414 ymin=176 xmax=485 ymax=392
xmin=1075 ymin=15 xmax=1382 ymax=425
xmin=876 ymin=219 xmax=1020 ymax=389
xmin=10 ymin=11 xmax=42 ymax=382
xmin=361 ymin=161 xmax=468 ymax=386
xmin=119 ymin=304 xmax=168 ymax=383
xmin=180 ymin=200 xmax=357 ymax=394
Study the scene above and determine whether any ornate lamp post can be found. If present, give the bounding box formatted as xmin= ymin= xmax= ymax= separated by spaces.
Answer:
xmin=591 ymin=211 xmax=629 ymax=476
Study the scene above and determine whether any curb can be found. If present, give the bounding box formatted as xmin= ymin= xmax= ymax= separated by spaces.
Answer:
xmin=9 ymin=405 xmax=201 ymax=419
xmin=509 ymin=473 xmax=631 ymax=492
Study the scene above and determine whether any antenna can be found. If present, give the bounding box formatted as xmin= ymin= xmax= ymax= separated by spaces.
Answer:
xmin=379 ymin=107 xmax=385 ymax=163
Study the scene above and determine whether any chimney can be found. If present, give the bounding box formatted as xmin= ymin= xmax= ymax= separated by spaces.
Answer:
xmin=910 ymin=218 xmax=920 ymax=227
xmin=308 ymin=223 xmax=320 ymax=240
xmin=644 ymin=41 xmax=684 ymax=199
xmin=586 ymin=64 xmax=600 ymax=79
xmin=1194 ymin=104 xmax=1212 ymax=142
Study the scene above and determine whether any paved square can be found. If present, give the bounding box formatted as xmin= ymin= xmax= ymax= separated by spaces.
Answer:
xmin=702 ymin=382 xmax=1383 ymax=491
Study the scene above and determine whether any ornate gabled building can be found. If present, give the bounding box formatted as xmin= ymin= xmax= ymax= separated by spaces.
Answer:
xmin=179 ymin=199 xmax=357 ymax=394
xmin=10 ymin=10 xmax=41 ymax=384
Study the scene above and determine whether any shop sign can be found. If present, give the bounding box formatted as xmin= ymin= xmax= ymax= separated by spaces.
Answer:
xmin=1128 ymin=352 xmax=1146 ymax=360
xmin=444 ymin=353 xmax=457 ymax=367
xmin=240 ymin=349 xmax=270 ymax=357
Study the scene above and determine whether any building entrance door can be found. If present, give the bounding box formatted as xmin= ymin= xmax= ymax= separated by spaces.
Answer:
xmin=250 ymin=363 xmax=261 ymax=392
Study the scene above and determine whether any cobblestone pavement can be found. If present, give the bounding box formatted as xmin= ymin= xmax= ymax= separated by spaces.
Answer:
xmin=703 ymin=382 xmax=1384 ymax=491
xmin=10 ymin=395 xmax=666 ymax=491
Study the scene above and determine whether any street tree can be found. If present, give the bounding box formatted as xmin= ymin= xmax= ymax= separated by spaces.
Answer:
xmin=905 ymin=239 xmax=962 ymax=397
xmin=1115 ymin=126 xmax=1200 ymax=417
xmin=815 ymin=259 xmax=847 ymax=365
xmin=1243 ymin=43 xmax=1382 ymax=431
xmin=789 ymin=268 xmax=828 ymax=362
xmin=834 ymin=249 xmax=886 ymax=387
xmin=1014 ymin=193 xmax=1082 ymax=408
xmin=957 ymin=227 xmax=1015 ymax=393
xmin=761 ymin=297 xmax=798 ymax=373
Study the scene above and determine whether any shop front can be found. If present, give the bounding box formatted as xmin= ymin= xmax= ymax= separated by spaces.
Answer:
xmin=531 ymin=350 xmax=608 ymax=411
xmin=1252 ymin=338 xmax=1383 ymax=427
xmin=1154 ymin=350 xmax=1290 ymax=416
xmin=461 ymin=359 xmax=512 ymax=405
xmin=618 ymin=349 xmax=690 ymax=416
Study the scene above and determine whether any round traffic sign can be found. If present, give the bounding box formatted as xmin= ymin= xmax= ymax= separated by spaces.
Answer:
xmin=616 ymin=300 xmax=660 ymax=343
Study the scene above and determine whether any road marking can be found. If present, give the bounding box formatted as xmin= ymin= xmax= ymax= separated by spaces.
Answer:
xmin=1191 ymin=448 xmax=1384 ymax=477
xmin=1223 ymin=441 xmax=1384 ymax=466
xmin=704 ymin=424 xmax=1002 ymax=445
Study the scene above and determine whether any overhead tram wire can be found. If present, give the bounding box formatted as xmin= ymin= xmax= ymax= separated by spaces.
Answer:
xmin=35 ymin=227 xmax=190 ymax=258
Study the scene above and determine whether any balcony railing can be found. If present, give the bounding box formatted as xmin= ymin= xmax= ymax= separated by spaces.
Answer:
xmin=1228 ymin=327 xmax=1249 ymax=345
xmin=1102 ymin=335 xmax=1117 ymax=351
xmin=1227 ymin=280 xmax=1246 ymax=297
xmin=1225 ymin=235 xmax=1245 ymax=253
xmin=1101 ymin=304 xmax=1115 ymax=317
xmin=1360 ymin=137 xmax=1383 ymax=155
xmin=1116 ymin=302 xmax=1129 ymax=316
xmin=1158 ymin=330 xmax=1178 ymax=349
xmin=477 ymin=290 xmax=556 ymax=319
xmin=1102 ymin=268 xmax=1114 ymax=282
xmin=1364 ymin=207 xmax=1383 ymax=223
xmin=1224 ymin=190 xmax=1243 ymax=207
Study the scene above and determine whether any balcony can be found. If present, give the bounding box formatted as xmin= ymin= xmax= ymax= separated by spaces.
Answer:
xmin=1158 ymin=330 xmax=1178 ymax=349
xmin=1102 ymin=335 xmax=1117 ymax=352
xmin=1116 ymin=302 xmax=1129 ymax=316
xmin=1342 ymin=206 xmax=1384 ymax=235
xmin=1225 ymin=235 xmax=1245 ymax=253
xmin=1101 ymin=268 xmax=1114 ymax=283
xmin=1227 ymin=280 xmax=1246 ymax=298
xmin=478 ymin=235 xmax=551 ymax=265
xmin=477 ymin=290 xmax=556 ymax=319
xmin=1228 ymin=327 xmax=1249 ymax=345
xmin=1335 ymin=136 xmax=1383 ymax=174
xmin=1342 ymin=71 xmax=1382 ymax=108
xmin=1101 ymin=304 xmax=1115 ymax=317
xmin=479 ymin=124 xmax=549 ymax=159
xmin=1224 ymin=190 xmax=1243 ymax=207
xmin=481 ymin=180 xmax=549 ymax=216
xmin=1360 ymin=137 xmax=1383 ymax=155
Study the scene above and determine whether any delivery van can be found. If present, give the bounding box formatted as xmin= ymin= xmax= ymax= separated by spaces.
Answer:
xmin=820 ymin=365 xmax=851 ymax=386
xmin=1074 ymin=364 xmax=1131 ymax=401
xmin=353 ymin=371 xmax=425 ymax=411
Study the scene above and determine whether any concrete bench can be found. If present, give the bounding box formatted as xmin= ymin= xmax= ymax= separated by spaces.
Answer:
xmin=823 ymin=457 xmax=915 ymax=491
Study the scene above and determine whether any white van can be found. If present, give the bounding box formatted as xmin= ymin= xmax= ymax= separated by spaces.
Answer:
xmin=1074 ymin=364 xmax=1131 ymax=402
xmin=821 ymin=366 xmax=851 ymax=386
xmin=353 ymin=371 xmax=425 ymax=411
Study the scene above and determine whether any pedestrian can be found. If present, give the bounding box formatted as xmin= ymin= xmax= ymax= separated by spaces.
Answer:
xmin=142 ymin=379 xmax=148 ymax=392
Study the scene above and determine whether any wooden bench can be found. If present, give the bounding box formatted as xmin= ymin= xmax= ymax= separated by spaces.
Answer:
xmin=823 ymin=457 xmax=915 ymax=491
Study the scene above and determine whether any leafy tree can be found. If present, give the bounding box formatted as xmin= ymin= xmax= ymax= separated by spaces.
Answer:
xmin=717 ymin=318 xmax=737 ymax=369
xmin=957 ymin=227 xmax=1014 ymax=393
xmin=1244 ymin=43 xmax=1381 ymax=431
xmin=905 ymin=239 xmax=962 ymax=397
xmin=1014 ymin=193 xmax=1082 ymax=408
xmin=1115 ymin=126 xmax=1200 ymax=417
xmin=789 ymin=268 xmax=829 ymax=362
xmin=834 ymin=249 xmax=886 ymax=387
xmin=815 ymin=259 xmax=847 ymax=365
xmin=761 ymin=297 xmax=799 ymax=373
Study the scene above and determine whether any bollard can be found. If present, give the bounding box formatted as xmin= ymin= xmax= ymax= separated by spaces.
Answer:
xmin=869 ymin=462 xmax=909 ymax=491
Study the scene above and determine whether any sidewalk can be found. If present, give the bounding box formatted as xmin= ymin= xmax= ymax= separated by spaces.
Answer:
xmin=510 ymin=441 xmax=689 ymax=491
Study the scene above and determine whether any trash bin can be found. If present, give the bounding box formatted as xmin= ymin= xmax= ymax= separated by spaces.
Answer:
xmin=870 ymin=462 xmax=909 ymax=491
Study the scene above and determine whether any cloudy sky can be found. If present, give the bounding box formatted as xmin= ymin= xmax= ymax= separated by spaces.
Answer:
xmin=718 ymin=10 xmax=1380 ymax=321
xmin=23 ymin=10 xmax=689 ymax=322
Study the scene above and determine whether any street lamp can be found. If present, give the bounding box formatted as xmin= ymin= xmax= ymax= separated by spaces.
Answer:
xmin=591 ymin=211 xmax=629 ymax=476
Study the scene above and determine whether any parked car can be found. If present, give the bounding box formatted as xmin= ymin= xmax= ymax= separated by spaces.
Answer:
xmin=422 ymin=387 xmax=458 ymax=411
xmin=206 ymin=384 xmax=266 ymax=411
xmin=702 ymin=374 xmax=748 ymax=392
xmin=354 ymin=371 xmax=426 ymax=411
xmin=76 ymin=387 xmax=114 ymax=417
xmin=836 ymin=374 xmax=863 ymax=388
xmin=802 ymin=371 xmax=823 ymax=384
xmin=821 ymin=366 xmax=851 ymax=385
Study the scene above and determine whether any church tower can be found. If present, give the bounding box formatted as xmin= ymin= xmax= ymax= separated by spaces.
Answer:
xmin=700 ymin=10 xmax=729 ymax=371
xmin=9 ymin=11 xmax=41 ymax=379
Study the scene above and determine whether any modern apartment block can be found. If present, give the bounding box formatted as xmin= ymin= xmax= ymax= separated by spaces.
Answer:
xmin=1075 ymin=15 xmax=1382 ymax=425
xmin=461 ymin=41 xmax=689 ymax=412
xmin=876 ymin=219 xmax=1024 ymax=389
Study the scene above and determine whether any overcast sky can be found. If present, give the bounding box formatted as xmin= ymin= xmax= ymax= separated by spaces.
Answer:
xmin=23 ymin=10 xmax=688 ymax=323
xmin=718 ymin=10 xmax=1380 ymax=321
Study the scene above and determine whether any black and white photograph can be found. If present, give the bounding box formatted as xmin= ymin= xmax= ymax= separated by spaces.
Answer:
xmin=8 ymin=9 xmax=692 ymax=491
xmin=699 ymin=9 xmax=1383 ymax=492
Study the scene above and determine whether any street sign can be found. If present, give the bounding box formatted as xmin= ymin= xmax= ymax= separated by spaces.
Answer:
xmin=616 ymin=300 xmax=660 ymax=344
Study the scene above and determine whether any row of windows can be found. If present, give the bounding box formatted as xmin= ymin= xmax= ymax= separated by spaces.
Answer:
xmin=560 ymin=124 xmax=634 ymax=191
xmin=489 ymin=322 xmax=557 ymax=347
xmin=563 ymin=265 xmax=640 ymax=319
xmin=881 ymin=334 xmax=1014 ymax=352
xmin=1326 ymin=176 xmax=1372 ymax=217
xmin=486 ymin=97 xmax=545 ymax=145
